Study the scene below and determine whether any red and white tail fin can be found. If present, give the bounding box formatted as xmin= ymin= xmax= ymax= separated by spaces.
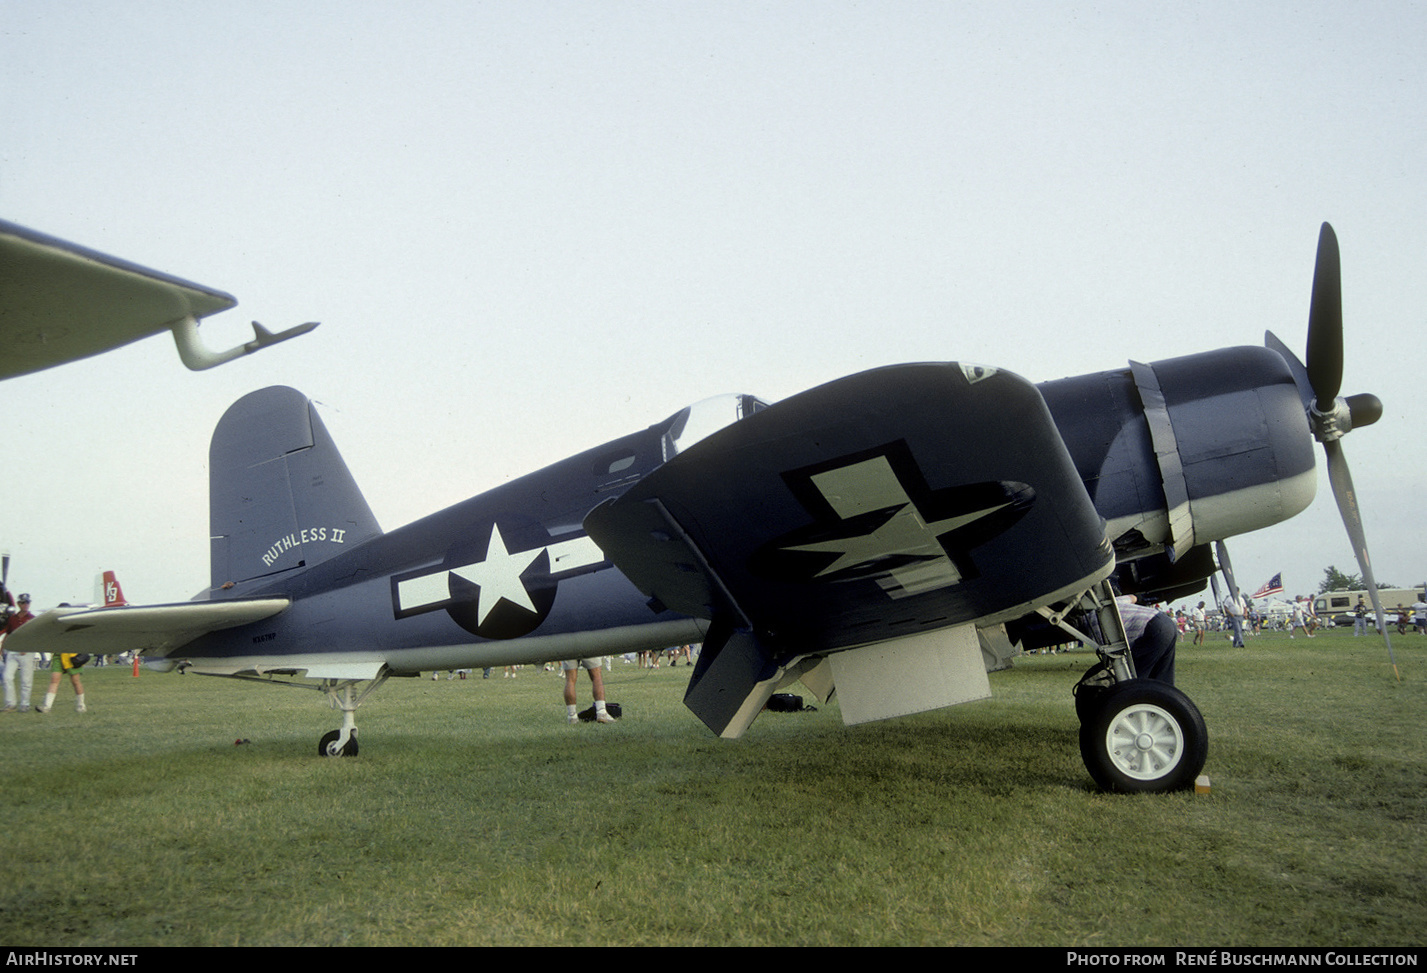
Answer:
xmin=101 ymin=571 xmax=127 ymax=607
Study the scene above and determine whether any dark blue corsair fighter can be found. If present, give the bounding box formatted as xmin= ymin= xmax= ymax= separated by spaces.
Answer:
xmin=11 ymin=223 xmax=1393 ymax=792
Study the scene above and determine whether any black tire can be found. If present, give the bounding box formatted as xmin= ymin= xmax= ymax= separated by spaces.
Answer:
xmin=1074 ymin=684 xmax=1104 ymax=725
xmin=1078 ymin=680 xmax=1207 ymax=793
xmin=318 ymin=730 xmax=359 ymax=757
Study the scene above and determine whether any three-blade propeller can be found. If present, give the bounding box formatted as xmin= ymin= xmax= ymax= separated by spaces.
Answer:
xmin=1268 ymin=222 xmax=1397 ymax=679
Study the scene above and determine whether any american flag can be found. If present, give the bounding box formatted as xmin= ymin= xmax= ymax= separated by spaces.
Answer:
xmin=1251 ymin=573 xmax=1284 ymax=599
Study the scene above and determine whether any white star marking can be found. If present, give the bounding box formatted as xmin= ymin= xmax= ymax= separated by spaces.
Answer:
xmin=782 ymin=456 xmax=1012 ymax=598
xmin=393 ymin=531 xmax=606 ymax=620
xmin=449 ymin=524 xmax=544 ymax=625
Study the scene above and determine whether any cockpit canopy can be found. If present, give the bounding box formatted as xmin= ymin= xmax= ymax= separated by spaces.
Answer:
xmin=662 ymin=393 xmax=769 ymax=461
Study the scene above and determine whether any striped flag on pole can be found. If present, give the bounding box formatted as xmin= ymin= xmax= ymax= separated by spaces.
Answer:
xmin=1251 ymin=573 xmax=1284 ymax=599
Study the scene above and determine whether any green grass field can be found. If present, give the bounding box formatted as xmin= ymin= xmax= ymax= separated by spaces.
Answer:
xmin=0 ymin=628 xmax=1422 ymax=947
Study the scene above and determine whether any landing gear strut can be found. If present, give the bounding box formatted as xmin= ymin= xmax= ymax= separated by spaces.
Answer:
xmin=1039 ymin=580 xmax=1209 ymax=793
xmin=182 ymin=667 xmax=393 ymax=756
xmin=316 ymin=674 xmax=389 ymax=757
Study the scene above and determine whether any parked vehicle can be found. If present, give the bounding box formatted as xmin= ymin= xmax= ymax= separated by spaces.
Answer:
xmin=1313 ymin=586 xmax=1425 ymax=626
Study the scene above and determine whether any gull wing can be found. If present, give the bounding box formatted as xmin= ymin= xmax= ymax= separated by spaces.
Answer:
xmin=0 ymin=219 xmax=315 ymax=378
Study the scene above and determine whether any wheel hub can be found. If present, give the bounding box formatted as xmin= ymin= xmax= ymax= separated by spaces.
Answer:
xmin=1106 ymin=703 xmax=1184 ymax=781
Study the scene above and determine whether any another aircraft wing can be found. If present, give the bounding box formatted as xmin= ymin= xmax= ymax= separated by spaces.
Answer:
xmin=585 ymin=362 xmax=1115 ymax=734
xmin=4 ymin=599 xmax=290 ymax=659
xmin=0 ymin=219 xmax=316 ymax=379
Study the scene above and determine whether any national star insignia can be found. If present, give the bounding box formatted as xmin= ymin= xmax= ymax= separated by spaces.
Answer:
xmin=450 ymin=524 xmax=544 ymax=624
xmin=779 ymin=455 xmax=1014 ymax=598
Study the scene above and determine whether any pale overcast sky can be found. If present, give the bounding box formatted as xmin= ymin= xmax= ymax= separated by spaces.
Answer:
xmin=1 ymin=1 xmax=1422 ymax=609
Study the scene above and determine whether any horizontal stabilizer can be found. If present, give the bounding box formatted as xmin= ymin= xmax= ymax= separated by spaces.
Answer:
xmin=6 ymin=599 xmax=290 ymax=659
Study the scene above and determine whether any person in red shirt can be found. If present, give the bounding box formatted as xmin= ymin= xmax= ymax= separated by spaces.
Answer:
xmin=2 ymin=594 xmax=37 ymax=712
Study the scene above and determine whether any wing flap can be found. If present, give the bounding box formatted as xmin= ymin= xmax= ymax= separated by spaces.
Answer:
xmin=5 ymin=599 xmax=290 ymax=658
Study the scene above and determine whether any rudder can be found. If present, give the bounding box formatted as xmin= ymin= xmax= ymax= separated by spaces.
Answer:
xmin=209 ymin=386 xmax=381 ymax=589
xmin=101 ymin=571 xmax=126 ymax=606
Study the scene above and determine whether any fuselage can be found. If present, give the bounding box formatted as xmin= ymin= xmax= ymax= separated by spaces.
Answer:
xmin=181 ymin=347 xmax=1316 ymax=676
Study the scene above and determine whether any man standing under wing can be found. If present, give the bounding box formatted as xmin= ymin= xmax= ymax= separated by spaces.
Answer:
xmin=562 ymin=657 xmax=615 ymax=724
xmin=1 ymin=593 xmax=37 ymax=712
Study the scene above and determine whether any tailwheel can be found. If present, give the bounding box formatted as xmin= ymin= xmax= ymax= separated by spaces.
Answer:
xmin=318 ymin=729 xmax=358 ymax=757
xmin=313 ymin=673 xmax=387 ymax=757
xmin=1078 ymin=679 xmax=1207 ymax=793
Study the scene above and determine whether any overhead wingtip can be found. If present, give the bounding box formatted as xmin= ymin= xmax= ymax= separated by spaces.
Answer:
xmin=173 ymin=316 xmax=320 ymax=370
xmin=251 ymin=320 xmax=320 ymax=345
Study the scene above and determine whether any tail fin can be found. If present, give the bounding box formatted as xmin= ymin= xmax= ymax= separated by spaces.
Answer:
xmin=101 ymin=571 xmax=127 ymax=607
xmin=208 ymin=386 xmax=382 ymax=589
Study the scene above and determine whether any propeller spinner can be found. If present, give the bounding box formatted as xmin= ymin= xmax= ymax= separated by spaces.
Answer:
xmin=1268 ymin=222 xmax=1397 ymax=679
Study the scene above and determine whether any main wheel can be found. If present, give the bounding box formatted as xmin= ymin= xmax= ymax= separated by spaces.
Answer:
xmin=1078 ymin=680 xmax=1206 ymax=793
xmin=318 ymin=729 xmax=359 ymax=757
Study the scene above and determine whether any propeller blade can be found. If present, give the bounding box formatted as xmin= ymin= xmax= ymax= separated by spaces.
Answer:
xmin=1298 ymin=224 xmax=1397 ymax=677
xmin=1215 ymin=541 xmax=1240 ymax=599
xmin=1305 ymin=222 xmax=1344 ymax=410
xmin=1214 ymin=541 xmax=1246 ymax=646
xmin=1323 ymin=439 xmax=1400 ymax=680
